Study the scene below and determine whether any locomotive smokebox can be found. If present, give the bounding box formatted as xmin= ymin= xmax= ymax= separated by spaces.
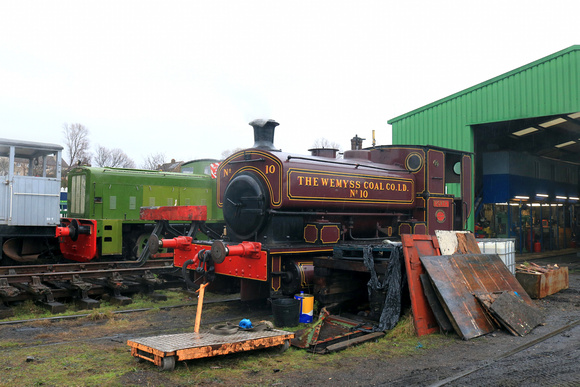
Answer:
xmin=250 ymin=119 xmax=279 ymax=151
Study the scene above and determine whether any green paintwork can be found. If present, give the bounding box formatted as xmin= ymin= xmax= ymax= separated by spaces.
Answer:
xmin=389 ymin=45 xmax=580 ymax=231
xmin=67 ymin=166 xmax=223 ymax=256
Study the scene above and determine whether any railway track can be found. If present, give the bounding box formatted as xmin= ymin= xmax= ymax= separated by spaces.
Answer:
xmin=0 ymin=297 xmax=267 ymax=352
xmin=428 ymin=318 xmax=580 ymax=386
xmin=0 ymin=258 xmax=179 ymax=317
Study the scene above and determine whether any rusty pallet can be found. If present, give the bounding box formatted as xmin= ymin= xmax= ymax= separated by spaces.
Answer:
xmin=127 ymin=329 xmax=294 ymax=371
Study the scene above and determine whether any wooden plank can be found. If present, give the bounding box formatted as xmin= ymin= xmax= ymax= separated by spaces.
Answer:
xmin=401 ymin=234 xmax=440 ymax=336
xmin=325 ymin=332 xmax=385 ymax=352
xmin=434 ymin=231 xmax=480 ymax=255
xmin=456 ymin=233 xmax=481 ymax=254
xmin=420 ymin=254 xmax=531 ymax=340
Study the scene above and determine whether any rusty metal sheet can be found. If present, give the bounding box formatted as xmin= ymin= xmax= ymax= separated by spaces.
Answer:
xmin=291 ymin=309 xmax=383 ymax=353
xmin=401 ymin=234 xmax=440 ymax=336
xmin=516 ymin=266 xmax=569 ymax=299
xmin=420 ymin=254 xmax=533 ymax=340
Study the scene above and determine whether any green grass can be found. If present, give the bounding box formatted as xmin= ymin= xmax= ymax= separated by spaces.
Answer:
xmin=0 ymin=311 xmax=457 ymax=387
xmin=3 ymin=289 xmax=213 ymax=322
xmin=0 ymin=292 xmax=459 ymax=386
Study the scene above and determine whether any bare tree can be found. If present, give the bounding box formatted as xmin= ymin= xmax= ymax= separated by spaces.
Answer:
xmin=62 ymin=123 xmax=91 ymax=167
xmin=141 ymin=152 xmax=166 ymax=170
xmin=94 ymin=145 xmax=136 ymax=168
xmin=0 ymin=156 xmax=8 ymax=176
xmin=311 ymin=138 xmax=341 ymax=150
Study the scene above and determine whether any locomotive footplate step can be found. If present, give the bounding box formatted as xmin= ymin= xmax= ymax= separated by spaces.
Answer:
xmin=127 ymin=329 xmax=294 ymax=371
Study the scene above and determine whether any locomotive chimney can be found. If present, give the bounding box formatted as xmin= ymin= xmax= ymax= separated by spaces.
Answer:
xmin=350 ymin=134 xmax=365 ymax=150
xmin=344 ymin=134 xmax=371 ymax=160
xmin=250 ymin=119 xmax=280 ymax=151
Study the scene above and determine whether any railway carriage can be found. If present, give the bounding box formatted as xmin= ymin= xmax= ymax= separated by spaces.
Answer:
xmin=0 ymin=138 xmax=63 ymax=263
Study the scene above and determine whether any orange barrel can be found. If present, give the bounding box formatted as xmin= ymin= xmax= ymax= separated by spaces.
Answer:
xmin=294 ymin=292 xmax=314 ymax=323
xmin=533 ymin=242 xmax=541 ymax=252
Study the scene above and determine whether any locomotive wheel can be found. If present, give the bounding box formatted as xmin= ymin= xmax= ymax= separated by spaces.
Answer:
xmin=160 ymin=356 xmax=176 ymax=371
xmin=131 ymin=233 xmax=167 ymax=258
xmin=135 ymin=233 xmax=151 ymax=257
xmin=271 ymin=339 xmax=290 ymax=354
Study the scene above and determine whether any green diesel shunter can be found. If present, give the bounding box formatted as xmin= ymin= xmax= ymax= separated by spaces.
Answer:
xmin=59 ymin=164 xmax=223 ymax=262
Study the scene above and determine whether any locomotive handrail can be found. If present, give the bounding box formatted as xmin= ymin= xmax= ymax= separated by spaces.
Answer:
xmin=286 ymin=155 xmax=412 ymax=173
xmin=228 ymin=158 xmax=266 ymax=164
xmin=268 ymin=209 xmax=410 ymax=217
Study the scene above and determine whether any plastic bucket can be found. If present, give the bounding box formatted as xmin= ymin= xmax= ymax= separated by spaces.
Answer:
xmin=294 ymin=293 xmax=314 ymax=323
xmin=271 ymin=298 xmax=300 ymax=327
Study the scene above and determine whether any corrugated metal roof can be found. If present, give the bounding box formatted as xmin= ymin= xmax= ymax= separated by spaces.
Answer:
xmin=389 ymin=45 xmax=580 ymax=126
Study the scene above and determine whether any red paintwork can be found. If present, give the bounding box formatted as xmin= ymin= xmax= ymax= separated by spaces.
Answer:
xmin=214 ymin=245 xmax=268 ymax=281
xmin=57 ymin=219 xmax=98 ymax=262
xmin=170 ymin=240 xmax=268 ymax=282
xmin=139 ymin=206 xmax=207 ymax=221
xmin=171 ymin=243 xmax=206 ymax=269
xmin=162 ymin=236 xmax=193 ymax=251
xmin=427 ymin=197 xmax=454 ymax=234
xmin=224 ymin=241 xmax=262 ymax=259
xmin=401 ymin=234 xmax=441 ymax=336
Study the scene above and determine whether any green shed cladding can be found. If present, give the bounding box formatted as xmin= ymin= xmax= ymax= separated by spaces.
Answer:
xmin=389 ymin=45 xmax=580 ymax=149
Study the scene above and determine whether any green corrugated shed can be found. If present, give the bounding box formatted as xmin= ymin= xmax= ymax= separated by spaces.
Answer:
xmin=388 ymin=45 xmax=580 ymax=230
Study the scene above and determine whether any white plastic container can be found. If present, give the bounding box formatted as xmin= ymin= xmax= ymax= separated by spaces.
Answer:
xmin=477 ymin=238 xmax=516 ymax=275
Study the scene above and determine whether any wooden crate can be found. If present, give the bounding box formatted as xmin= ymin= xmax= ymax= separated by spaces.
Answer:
xmin=516 ymin=266 xmax=569 ymax=299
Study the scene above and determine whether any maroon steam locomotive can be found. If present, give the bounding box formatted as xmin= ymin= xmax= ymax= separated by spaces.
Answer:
xmin=155 ymin=119 xmax=472 ymax=304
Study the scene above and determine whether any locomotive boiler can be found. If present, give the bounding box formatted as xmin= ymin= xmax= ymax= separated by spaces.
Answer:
xmin=218 ymin=119 xmax=471 ymax=245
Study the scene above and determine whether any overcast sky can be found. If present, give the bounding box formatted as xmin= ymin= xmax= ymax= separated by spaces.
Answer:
xmin=1 ymin=1 xmax=579 ymax=166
